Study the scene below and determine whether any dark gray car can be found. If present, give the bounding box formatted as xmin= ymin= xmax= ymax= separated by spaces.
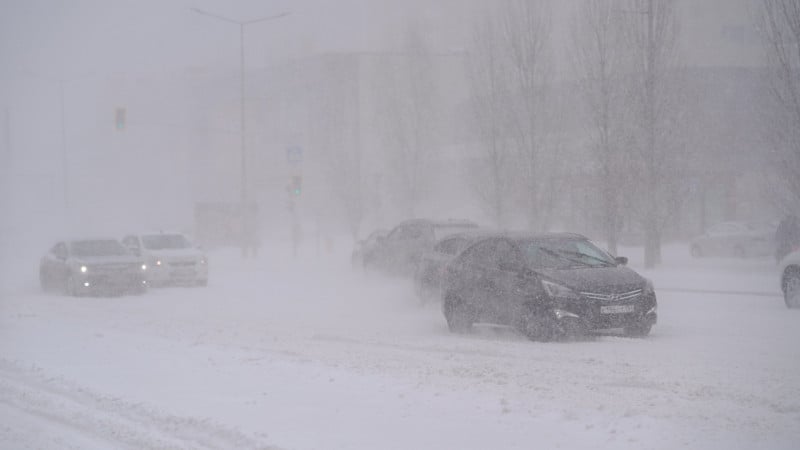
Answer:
xmin=441 ymin=232 xmax=657 ymax=341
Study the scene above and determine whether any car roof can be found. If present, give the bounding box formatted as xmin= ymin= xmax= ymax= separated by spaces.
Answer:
xmin=397 ymin=218 xmax=478 ymax=228
xmin=58 ymin=237 xmax=122 ymax=244
xmin=128 ymin=231 xmax=187 ymax=237
xmin=464 ymin=231 xmax=589 ymax=244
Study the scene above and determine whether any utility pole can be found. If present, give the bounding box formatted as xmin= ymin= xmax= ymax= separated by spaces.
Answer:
xmin=191 ymin=7 xmax=290 ymax=207
xmin=59 ymin=79 xmax=69 ymax=213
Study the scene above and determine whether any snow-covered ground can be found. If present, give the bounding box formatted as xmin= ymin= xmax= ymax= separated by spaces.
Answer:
xmin=1 ymin=242 xmax=798 ymax=449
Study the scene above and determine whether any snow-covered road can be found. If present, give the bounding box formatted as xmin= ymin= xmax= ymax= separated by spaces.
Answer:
xmin=1 ymin=244 xmax=798 ymax=449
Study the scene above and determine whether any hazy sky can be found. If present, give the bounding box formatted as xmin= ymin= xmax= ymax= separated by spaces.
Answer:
xmin=1 ymin=0 xmax=762 ymax=82
xmin=0 ymin=0 xmax=765 ymax=239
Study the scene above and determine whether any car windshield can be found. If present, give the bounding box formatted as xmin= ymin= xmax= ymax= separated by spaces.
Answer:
xmin=520 ymin=239 xmax=616 ymax=269
xmin=142 ymin=234 xmax=192 ymax=250
xmin=70 ymin=240 xmax=129 ymax=257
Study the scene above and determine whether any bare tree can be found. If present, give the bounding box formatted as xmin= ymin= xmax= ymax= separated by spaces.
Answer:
xmin=570 ymin=0 xmax=630 ymax=254
xmin=307 ymin=56 xmax=364 ymax=239
xmin=759 ymin=0 xmax=800 ymax=213
xmin=464 ymin=13 xmax=513 ymax=228
xmin=376 ymin=23 xmax=440 ymax=218
xmin=500 ymin=0 xmax=554 ymax=231
xmin=620 ymin=0 xmax=685 ymax=267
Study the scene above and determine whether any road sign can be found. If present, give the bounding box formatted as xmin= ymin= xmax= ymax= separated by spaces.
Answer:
xmin=286 ymin=146 xmax=303 ymax=165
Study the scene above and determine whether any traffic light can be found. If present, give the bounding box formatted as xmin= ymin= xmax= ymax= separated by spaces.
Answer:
xmin=115 ymin=107 xmax=126 ymax=131
xmin=291 ymin=175 xmax=302 ymax=196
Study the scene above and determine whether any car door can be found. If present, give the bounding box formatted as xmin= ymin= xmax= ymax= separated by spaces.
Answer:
xmin=485 ymin=239 xmax=529 ymax=325
xmin=459 ymin=239 xmax=501 ymax=323
xmin=382 ymin=223 xmax=425 ymax=274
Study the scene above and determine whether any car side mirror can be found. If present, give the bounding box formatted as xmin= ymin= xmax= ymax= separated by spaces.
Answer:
xmin=615 ymin=256 xmax=628 ymax=266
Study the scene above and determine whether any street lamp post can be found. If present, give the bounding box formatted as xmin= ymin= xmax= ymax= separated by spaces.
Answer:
xmin=191 ymin=7 xmax=290 ymax=206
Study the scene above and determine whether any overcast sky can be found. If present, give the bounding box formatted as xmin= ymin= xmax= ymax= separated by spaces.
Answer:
xmin=1 ymin=0 xmax=762 ymax=82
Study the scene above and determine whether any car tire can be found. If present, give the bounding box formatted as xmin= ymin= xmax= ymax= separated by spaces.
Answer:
xmin=443 ymin=294 xmax=473 ymax=333
xmin=518 ymin=309 xmax=555 ymax=342
xmin=783 ymin=269 xmax=800 ymax=309
xmin=690 ymin=244 xmax=702 ymax=258
xmin=66 ymin=275 xmax=80 ymax=297
xmin=624 ymin=322 xmax=652 ymax=337
xmin=558 ymin=317 xmax=588 ymax=341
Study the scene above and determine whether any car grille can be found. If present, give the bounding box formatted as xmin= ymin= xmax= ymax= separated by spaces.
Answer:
xmin=580 ymin=289 xmax=642 ymax=302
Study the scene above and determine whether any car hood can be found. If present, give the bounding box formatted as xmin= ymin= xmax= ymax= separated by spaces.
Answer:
xmin=535 ymin=266 xmax=646 ymax=292
xmin=73 ymin=255 xmax=142 ymax=265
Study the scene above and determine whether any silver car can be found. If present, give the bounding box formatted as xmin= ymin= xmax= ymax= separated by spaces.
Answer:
xmin=690 ymin=221 xmax=775 ymax=258
xmin=122 ymin=232 xmax=208 ymax=286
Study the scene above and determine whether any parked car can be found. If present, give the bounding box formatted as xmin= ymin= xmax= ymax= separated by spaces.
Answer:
xmin=440 ymin=232 xmax=657 ymax=341
xmin=363 ymin=219 xmax=479 ymax=276
xmin=778 ymin=250 xmax=800 ymax=308
xmin=122 ymin=232 xmax=208 ymax=286
xmin=351 ymin=229 xmax=388 ymax=269
xmin=413 ymin=230 xmax=488 ymax=304
xmin=690 ymin=221 xmax=775 ymax=258
xmin=39 ymin=238 xmax=148 ymax=296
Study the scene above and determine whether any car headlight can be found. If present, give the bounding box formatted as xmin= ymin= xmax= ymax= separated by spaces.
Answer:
xmin=643 ymin=279 xmax=655 ymax=295
xmin=141 ymin=264 xmax=148 ymax=271
xmin=80 ymin=265 xmax=88 ymax=273
xmin=542 ymin=280 xmax=580 ymax=299
xmin=199 ymin=257 xmax=207 ymax=265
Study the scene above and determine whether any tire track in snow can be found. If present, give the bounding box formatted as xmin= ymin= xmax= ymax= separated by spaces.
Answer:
xmin=0 ymin=359 xmax=278 ymax=450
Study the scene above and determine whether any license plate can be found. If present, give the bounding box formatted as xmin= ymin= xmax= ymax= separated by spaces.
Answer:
xmin=600 ymin=304 xmax=634 ymax=314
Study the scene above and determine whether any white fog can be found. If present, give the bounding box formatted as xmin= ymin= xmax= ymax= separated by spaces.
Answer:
xmin=1 ymin=1 xmax=799 ymax=449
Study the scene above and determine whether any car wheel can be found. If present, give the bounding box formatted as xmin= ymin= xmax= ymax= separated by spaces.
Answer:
xmin=624 ymin=322 xmax=652 ymax=338
xmin=66 ymin=275 xmax=80 ymax=297
xmin=783 ymin=269 xmax=800 ymax=309
xmin=518 ymin=309 xmax=555 ymax=342
xmin=443 ymin=294 xmax=473 ymax=333
xmin=690 ymin=244 xmax=702 ymax=258
xmin=733 ymin=245 xmax=746 ymax=258
xmin=558 ymin=317 xmax=588 ymax=341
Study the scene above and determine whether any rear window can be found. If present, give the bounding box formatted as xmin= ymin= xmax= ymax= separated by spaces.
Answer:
xmin=433 ymin=224 xmax=477 ymax=241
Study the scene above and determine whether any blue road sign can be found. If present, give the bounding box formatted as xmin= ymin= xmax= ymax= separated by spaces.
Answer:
xmin=286 ymin=146 xmax=303 ymax=164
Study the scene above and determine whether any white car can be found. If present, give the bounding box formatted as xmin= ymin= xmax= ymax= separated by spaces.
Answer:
xmin=779 ymin=250 xmax=800 ymax=309
xmin=689 ymin=221 xmax=775 ymax=258
xmin=122 ymin=233 xmax=208 ymax=286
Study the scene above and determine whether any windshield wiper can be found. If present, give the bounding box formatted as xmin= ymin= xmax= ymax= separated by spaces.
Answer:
xmin=538 ymin=247 xmax=593 ymax=268
xmin=553 ymin=249 xmax=615 ymax=267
